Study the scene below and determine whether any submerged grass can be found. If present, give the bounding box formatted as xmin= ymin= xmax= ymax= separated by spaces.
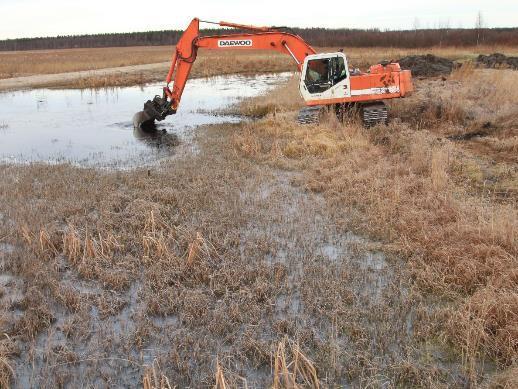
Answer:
xmin=0 ymin=123 xmax=427 ymax=387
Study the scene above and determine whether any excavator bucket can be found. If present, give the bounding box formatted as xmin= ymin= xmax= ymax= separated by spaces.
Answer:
xmin=132 ymin=111 xmax=155 ymax=130
xmin=134 ymin=92 xmax=176 ymax=129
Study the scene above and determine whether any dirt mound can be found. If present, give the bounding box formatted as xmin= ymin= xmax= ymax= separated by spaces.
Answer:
xmin=397 ymin=54 xmax=454 ymax=77
xmin=476 ymin=53 xmax=518 ymax=70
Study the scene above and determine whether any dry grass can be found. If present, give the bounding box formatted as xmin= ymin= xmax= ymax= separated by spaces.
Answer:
xmin=0 ymin=46 xmax=292 ymax=82
xmin=337 ymin=45 xmax=518 ymax=69
xmin=1 ymin=51 xmax=517 ymax=386
xmin=391 ymin=68 xmax=518 ymax=198
xmin=0 ymin=118 xmax=460 ymax=386
xmin=272 ymin=338 xmax=320 ymax=388
xmin=0 ymin=46 xmax=173 ymax=79
xmin=2 ymin=44 xmax=518 ymax=90
xmin=2 ymin=45 xmax=517 ymax=80
xmin=0 ymin=47 xmax=295 ymax=89
xmin=231 ymin=68 xmax=518 ymax=385
xmin=70 ymin=73 xmax=150 ymax=89
xmin=55 ymin=51 xmax=295 ymax=89
xmin=0 ymin=341 xmax=15 ymax=389
xmin=142 ymin=360 xmax=172 ymax=389
xmin=231 ymin=77 xmax=303 ymax=118
xmin=489 ymin=365 xmax=518 ymax=388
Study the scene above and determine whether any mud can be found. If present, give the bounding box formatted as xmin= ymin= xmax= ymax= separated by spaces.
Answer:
xmin=397 ymin=54 xmax=454 ymax=77
xmin=476 ymin=53 xmax=518 ymax=70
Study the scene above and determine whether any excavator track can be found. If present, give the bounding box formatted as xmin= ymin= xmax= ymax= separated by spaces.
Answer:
xmin=297 ymin=106 xmax=325 ymax=124
xmin=297 ymin=102 xmax=389 ymax=127
xmin=361 ymin=102 xmax=388 ymax=127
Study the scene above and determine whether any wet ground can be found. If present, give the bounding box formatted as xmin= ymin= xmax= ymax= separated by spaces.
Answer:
xmin=0 ymin=73 xmax=291 ymax=168
xmin=0 ymin=72 xmax=477 ymax=387
xmin=4 ymin=163 xmax=415 ymax=388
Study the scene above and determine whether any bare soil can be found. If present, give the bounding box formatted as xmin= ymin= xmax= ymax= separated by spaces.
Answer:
xmin=397 ymin=54 xmax=455 ymax=77
xmin=477 ymin=53 xmax=518 ymax=70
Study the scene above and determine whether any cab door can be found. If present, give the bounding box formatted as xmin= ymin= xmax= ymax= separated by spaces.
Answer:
xmin=299 ymin=53 xmax=351 ymax=103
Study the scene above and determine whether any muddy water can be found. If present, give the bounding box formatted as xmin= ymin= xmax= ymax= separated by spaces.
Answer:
xmin=0 ymin=73 xmax=291 ymax=168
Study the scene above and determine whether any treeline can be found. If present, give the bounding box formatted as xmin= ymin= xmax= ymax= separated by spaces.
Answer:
xmin=291 ymin=27 xmax=518 ymax=48
xmin=1 ymin=27 xmax=517 ymax=51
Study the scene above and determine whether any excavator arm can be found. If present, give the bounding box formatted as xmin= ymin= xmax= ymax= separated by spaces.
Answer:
xmin=140 ymin=18 xmax=316 ymax=125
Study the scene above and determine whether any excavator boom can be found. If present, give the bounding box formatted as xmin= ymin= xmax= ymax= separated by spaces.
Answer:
xmin=139 ymin=18 xmax=316 ymax=125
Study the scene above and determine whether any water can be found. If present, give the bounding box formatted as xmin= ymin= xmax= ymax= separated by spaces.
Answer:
xmin=0 ymin=72 xmax=291 ymax=168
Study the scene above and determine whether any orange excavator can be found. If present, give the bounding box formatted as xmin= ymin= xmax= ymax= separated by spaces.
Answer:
xmin=137 ymin=18 xmax=413 ymax=127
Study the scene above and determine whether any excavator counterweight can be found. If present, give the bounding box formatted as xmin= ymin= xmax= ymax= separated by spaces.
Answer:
xmin=135 ymin=18 xmax=413 ymax=129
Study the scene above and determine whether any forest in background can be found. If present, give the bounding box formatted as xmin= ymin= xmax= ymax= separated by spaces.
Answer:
xmin=1 ymin=27 xmax=517 ymax=51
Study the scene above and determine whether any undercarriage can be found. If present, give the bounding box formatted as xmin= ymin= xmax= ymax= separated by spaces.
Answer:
xmin=297 ymin=101 xmax=389 ymax=127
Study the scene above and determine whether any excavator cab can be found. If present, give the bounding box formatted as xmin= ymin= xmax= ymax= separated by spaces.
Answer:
xmin=299 ymin=52 xmax=351 ymax=103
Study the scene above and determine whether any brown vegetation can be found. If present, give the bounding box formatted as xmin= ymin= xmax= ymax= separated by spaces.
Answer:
xmin=0 ymin=52 xmax=517 ymax=387
xmin=0 ymin=124 xmax=429 ymax=387
xmin=233 ymin=68 xmax=517 ymax=385
xmin=2 ymin=45 xmax=517 ymax=89
xmin=0 ymin=47 xmax=292 ymax=81
xmin=0 ymin=46 xmax=172 ymax=79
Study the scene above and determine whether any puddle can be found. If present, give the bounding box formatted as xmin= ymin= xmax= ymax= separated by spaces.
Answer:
xmin=0 ymin=73 xmax=291 ymax=168
xmin=0 ymin=242 xmax=15 ymax=255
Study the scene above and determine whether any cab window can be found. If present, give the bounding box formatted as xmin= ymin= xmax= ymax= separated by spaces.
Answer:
xmin=333 ymin=56 xmax=347 ymax=84
xmin=304 ymin=59 xmax=330 ymax=93
xmin=304 ymin=56 xmax=347 ymax=94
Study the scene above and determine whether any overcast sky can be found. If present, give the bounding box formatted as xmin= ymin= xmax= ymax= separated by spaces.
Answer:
xmin=0 ymin=0 xmax=517 ymax=39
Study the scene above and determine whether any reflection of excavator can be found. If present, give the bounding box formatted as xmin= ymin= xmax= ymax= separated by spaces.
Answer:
xmin=137 ymin=18 xmax=413 ymax=127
